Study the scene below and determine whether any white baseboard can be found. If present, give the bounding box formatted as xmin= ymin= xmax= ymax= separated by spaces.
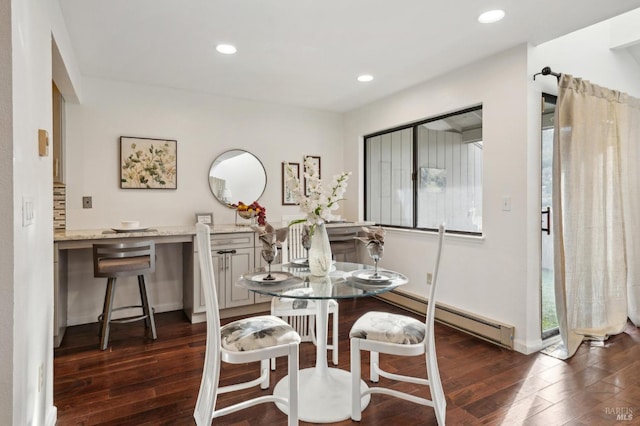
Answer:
xmin=377 ymin=289 xmax=515 ymax=350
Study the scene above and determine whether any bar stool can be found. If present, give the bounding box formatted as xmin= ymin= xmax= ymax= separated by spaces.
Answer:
xmin=327 ymin=227 xmax=360 ymax=262
xmin=93 ymin=240 xmax=157 ymax=350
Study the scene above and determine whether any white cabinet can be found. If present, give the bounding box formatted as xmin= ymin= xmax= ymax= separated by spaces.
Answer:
xmin=216 ymin=246 xmax=254 ymax=308
xmin=185 ymin=230 xmax=267 ymax=323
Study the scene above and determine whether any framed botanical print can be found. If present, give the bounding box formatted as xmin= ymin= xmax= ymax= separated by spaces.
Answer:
xmin=282 ymin=162 xmax=299 ymax=205
xmin=120 ymin=136 xmax=177 ymax=189
xmin=304 ymin=155 xmax=321 ymax=196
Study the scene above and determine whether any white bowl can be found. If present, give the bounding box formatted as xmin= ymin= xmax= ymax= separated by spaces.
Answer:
xmin=120 ymin=220 xmax=140 ymax=229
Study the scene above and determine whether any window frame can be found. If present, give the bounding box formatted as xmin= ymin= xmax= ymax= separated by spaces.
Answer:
xmin=364 ymin=105 xmax=483 ymax=236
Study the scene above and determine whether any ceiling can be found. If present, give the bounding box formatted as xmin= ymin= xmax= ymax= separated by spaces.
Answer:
xmin=58 ymin=1 xmax=640 ymax=112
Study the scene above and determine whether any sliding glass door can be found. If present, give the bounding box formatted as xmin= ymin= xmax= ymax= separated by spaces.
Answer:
xmin=541 ymin=94 xmax=559 ymax=339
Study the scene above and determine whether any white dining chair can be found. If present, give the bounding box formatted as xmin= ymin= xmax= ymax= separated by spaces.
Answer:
xmin=270 ymin=289 xmax=339 ymax=369
xmin=285 ymin=220 xmax=307 ymax=260
xmin=349 ymin=223 xmax=446 ymax=425
xmin=193 ymin=223 xmax=301 ymax=426
xmin=270 ymin=220 xmax=339 ymax=370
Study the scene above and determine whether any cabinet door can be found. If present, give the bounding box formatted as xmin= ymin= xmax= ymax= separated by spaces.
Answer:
xmin=190 ymin=246 xmax=225 ymax=314
xmin=199 ymin=250 xmax=225 ymax=310
xmin=224 ymin=247 xmax=255 ymax=308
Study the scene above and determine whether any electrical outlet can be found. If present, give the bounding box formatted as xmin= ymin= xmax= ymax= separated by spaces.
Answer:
xmin=83 ymin=196 xmax=92 ymax=209
xmin=427 ymin=272 xmax=433 ymax=285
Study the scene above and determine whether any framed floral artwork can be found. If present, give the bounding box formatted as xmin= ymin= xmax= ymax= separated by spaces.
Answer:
xmin=120 ymin=136 xmax=177 ymax=189
xmin=282 ymin=162 xmax=299 ymax=205
xmin=304 ymin=155 xmax=321 ymax=196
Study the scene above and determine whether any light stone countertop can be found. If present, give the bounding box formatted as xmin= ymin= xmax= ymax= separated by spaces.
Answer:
xmin=53 ymin=221 xmax=375 ymax=242
xmin=53 ymin=224 xmax=255 ymax=242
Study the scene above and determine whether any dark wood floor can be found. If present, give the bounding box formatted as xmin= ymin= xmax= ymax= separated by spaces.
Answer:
xmin=54 ymin=297 xmax=640 ymax=425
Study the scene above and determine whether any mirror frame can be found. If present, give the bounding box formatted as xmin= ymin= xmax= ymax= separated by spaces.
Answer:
xmin=208 ymin=149 xmax=267 ymax=207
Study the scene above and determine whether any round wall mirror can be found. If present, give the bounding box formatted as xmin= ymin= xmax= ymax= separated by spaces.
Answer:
xmin=208 ymin=149 xmax=267 ymax=207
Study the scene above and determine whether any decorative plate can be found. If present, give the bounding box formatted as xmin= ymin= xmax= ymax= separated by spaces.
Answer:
xmin=243 ymin=271 xmax=294 ymax=284
xmin=349 ymin=269 xmax=397 ymax=285
xmin=111 ymin=227 xmax=150 ymax=233
xmin=291 ymin=258 xmax=309 ymax=266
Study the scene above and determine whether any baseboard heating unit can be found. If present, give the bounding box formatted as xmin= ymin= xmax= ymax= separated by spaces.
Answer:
xmin=377 ymin=289 xmax=514 ymax=350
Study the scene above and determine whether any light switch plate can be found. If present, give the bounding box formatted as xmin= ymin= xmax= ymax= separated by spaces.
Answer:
xmin=502 ymin=196 xmax=511 ymax=211
xmin=22 ymin=196 xmax=34 ymax=227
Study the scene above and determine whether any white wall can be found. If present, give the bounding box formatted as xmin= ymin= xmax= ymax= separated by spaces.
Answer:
xmin=344 ymin=45 xmax=539 ymax=353
xmin=0 ymin=0 xmax=13 ymax=421
xmin=63 ymin=77 xmax=345 ymax=324
xmin=65 ymin=78 xmax=345 ymax=229
xmin=531 ymin=12 xmax=640 ymax=98
xmin=4 ymin=0 xmax=63 ymax=423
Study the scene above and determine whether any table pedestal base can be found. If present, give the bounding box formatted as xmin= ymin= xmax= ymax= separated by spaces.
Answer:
xmin=274 ymin=367 xmax=371 ymax=423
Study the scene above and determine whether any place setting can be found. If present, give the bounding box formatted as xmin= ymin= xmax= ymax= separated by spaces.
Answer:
xmin=348 ymin=226 xmax=403 ymax=286
xmin=242 ymin=223 xmax=302 ymax=287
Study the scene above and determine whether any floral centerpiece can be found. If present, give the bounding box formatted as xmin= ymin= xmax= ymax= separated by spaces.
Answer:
xmin=285 ymin=157 xmax=351 ymax=275
xmin=284 ymin=157 xmax=351 ymax=230
xmin=233 ymin=201 xmax=267 ymax=226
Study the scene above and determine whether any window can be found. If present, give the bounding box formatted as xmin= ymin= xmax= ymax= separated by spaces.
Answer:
xmin=365 ymin=106 xmax=483 ymax=234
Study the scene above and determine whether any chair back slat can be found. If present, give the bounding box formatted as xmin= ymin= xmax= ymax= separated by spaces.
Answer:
xmin=287 ymin=222 xmax=306 ymax=261
xmin=425 ymin=223 xmax=445 ymax=344
xmin=194 ymin=223 xmax=221 ymax=425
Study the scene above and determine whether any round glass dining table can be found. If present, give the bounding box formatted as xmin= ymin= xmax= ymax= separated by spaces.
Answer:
xmin=237 ymin=261 xmax=408 ymax=423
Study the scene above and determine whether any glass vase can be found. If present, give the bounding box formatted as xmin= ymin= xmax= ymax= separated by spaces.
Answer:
xmin=308 ymin=221 xmax=333 ymax=276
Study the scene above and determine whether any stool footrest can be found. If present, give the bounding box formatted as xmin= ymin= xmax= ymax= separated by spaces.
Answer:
xmin=98 ymin=305 xmax=156 ymax=324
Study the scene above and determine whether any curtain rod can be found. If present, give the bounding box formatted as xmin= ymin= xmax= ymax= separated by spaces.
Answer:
xmin=533 ymin=66 xmax=561 ymax=83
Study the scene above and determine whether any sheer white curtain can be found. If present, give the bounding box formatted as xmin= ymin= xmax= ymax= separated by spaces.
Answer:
xmin=552 ymin=74 xmax=640 ymax=359
xmin=619 ymin=89 xmax=640 ymax=326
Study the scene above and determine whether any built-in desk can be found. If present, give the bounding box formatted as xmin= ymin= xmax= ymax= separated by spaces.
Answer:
xmin=54 ymin=225 xmax=255 ymax=347
xmin=53 ymin=221 xmax=374 ymax=347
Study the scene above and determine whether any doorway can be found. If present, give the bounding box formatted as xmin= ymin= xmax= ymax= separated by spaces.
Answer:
xmin=541 ymin=94 xmax=559 ymax=339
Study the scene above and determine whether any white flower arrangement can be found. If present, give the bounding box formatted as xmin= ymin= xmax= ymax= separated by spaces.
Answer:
xmin=285 ymin=157 xmax=351 ymax=225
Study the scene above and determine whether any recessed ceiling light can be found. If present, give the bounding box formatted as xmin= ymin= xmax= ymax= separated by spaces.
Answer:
xmin=357 ymin=74 xmax=374 ymax=82
xmin=478 ymin=10 xmax=505 ymax=24
xmin=216 ymin=44 xmax=237 ymax=54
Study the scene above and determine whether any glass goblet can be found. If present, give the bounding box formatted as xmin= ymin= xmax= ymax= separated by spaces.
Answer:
xmin=301 ymin=233 xmax=312 ymax=265
xmin=261 ymin=244 xmax=278 ymax=280
xmin=366 ymin=242 xmax=384 ymax=279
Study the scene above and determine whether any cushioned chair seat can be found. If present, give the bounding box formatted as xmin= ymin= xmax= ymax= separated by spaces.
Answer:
xmin=221 ymin=315 xmax=302 ymax=352
xmin=350 ymin=311 xmax=425 ymax=345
